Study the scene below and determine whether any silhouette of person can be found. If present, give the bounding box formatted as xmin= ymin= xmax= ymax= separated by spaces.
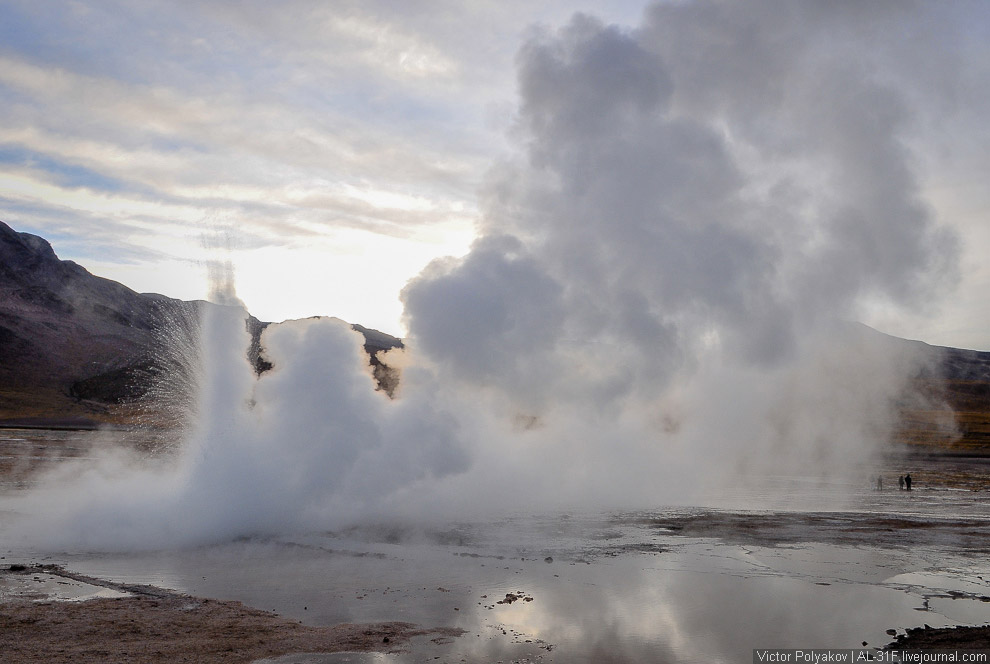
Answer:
xmin=905 ymin=474 xmax=912 ymax=491
xmin=898 ymin=475 xmax=905 ymax=490
xmin=876 ymin=475 xmax=883 ymax=491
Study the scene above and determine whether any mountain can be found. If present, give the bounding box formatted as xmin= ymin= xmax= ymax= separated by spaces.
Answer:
xmin=0 ymin=220 xmax=401 ymax=427
xmin=0 ymin=221 xmax=986 ymax=451
xmin=839 ymin=323 xmax=990 ymax=452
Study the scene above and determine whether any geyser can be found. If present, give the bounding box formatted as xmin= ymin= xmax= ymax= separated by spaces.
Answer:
xmin=6 ymin=0 xmax=963 ymax=550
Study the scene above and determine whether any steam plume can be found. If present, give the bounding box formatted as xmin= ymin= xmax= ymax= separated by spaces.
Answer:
xmin=6 ymin=1 xmax=964 ymax=550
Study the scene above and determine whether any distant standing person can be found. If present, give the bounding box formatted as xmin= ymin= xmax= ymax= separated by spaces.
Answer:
xmin=898 ymin=475 xmax=905 ymax=490
xmin=876 ymin=475 xmax=883 ymax=491
xmin=905 ymin=474 xmax=912 ymax=491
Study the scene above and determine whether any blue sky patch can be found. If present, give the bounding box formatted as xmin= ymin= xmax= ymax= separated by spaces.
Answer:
xmin=0 ymin=144 xmax=133 ymax=194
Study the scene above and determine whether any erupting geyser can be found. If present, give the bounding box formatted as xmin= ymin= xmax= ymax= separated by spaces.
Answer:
xmin=6 ymin=0 xmax=964 ymax=551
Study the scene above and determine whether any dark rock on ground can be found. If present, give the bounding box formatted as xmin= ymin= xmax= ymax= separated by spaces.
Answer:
xmin=886 ymin=623 xmax=990 ymax=649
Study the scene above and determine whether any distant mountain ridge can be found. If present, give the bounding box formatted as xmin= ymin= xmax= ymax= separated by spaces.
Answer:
xmin=0 ymin=220 xmax=401 ymax=427
xmin=849 ymin=322 xmax=990 ymax=383
xmin=0 ymin=220 xmax=986 ymax=450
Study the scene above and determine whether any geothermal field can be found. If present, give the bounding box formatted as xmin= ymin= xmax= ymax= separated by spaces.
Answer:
xmin=3 ymin=422 xmax=990 ymax=662
xmin=3 ymin=1 xmax=990 ymax=662
xmin=2 ymin=308 xmax=990 ymax=663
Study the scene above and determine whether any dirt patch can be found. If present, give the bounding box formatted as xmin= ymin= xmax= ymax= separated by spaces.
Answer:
xmin=0 ymin=565 xmax=464 ymax=664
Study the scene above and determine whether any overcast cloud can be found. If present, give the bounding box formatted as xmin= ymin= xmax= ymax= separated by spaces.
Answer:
xmin=0 ymin=0 xmax=644 ymax=332
xmin=0 ymin=1 xmax=988 ymax=348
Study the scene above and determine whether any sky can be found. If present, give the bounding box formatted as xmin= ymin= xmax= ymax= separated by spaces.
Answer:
xmin=0 ymin=0 xmax=646 ymax=336
xmin=0 ymin=1 xmax=989 ymax=350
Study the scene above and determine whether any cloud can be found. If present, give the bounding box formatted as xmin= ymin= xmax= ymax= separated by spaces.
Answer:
xmin=0 ymin=1 xmax=732 ymax=328
xmin=0 ymin=1 xmax=491 ymax=284
xmin=0 ymin=28 xmax=486 ymax=320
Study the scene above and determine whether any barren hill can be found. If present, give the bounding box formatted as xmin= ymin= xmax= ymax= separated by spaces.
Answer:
xmin=0 ymin=220 xmax=400 ymax=427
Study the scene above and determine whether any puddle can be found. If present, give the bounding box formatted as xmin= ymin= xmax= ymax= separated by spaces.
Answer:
xmin=255 ymin=655 xmax=394 ymax=663
xmin=33 ymin=515 xmax=987 ymax=663
xmin=0 ymin=570 xmax=131 ymax=602
xmin=3 ymin=430 xmax=990 ymax=662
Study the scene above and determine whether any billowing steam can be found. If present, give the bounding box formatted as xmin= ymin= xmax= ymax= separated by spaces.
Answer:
xmin=6 ymin=1 xmax=963 ymax=550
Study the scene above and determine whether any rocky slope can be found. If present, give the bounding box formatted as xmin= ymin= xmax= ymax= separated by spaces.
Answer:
xmin=842 ymin=324 xmax=990 ymax=452
xmin=0 ymin=220 xmax=400 ymax=427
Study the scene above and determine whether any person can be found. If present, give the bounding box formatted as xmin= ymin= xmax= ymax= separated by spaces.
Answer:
xmin=898 ymin=475 xmax=905 ymax=490
xmin=905 ymin=474 xmax=912 ymax=491
xmin=876 ymin=475 xmax=883 ymax=491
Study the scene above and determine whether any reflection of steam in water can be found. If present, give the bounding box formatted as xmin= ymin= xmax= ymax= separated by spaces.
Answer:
xmin=5 ymin=430 xmax=990 ymax=662
xmin=35 ymin=505 xmax=989 ymax=664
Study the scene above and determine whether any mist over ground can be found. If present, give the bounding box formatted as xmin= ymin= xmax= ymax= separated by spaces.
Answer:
xmin=5 ymin=1 xmax=971 ymax=550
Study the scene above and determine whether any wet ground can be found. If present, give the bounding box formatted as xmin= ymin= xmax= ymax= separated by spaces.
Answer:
xmin=0 ymin=426 xmax=167 ymax=491
xmin=2 ymin=429 xmax=990 ymax=662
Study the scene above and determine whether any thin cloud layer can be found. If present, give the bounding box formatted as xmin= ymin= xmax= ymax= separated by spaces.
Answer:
xmin=0 ymin=0 xmax=654 ymax=329
xmin=1 ymin=1 xmax=987 ymax=343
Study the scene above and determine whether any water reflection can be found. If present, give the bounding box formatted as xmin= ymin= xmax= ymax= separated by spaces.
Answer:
xmin=54 ymin=511 xmax=990 ymax=664
xmin=4 ymin=430 xmax=990 ymax=662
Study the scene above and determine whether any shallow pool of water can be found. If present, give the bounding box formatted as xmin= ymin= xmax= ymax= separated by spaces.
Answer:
xmin=3 ymin=430 xmax=990 ymax=663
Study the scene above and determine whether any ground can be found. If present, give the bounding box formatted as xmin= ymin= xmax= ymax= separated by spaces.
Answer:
xmin=0 ymin=565 xmax=463 ymax=664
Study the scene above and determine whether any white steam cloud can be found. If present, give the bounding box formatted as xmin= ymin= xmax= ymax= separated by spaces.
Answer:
xmin=6 ymin=1 xmax=965 ymax=550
